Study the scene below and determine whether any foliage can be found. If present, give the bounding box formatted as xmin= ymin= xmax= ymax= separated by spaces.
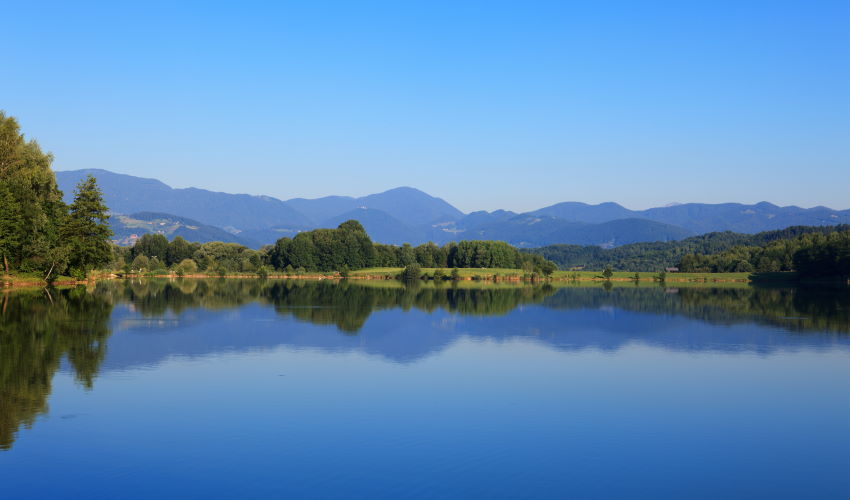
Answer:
xmin=678 ymin=229 xmax=850 ymax=276
xmin=526 ymin=225 xmax=850 ymax=272
xmin=266 ymin=221 xmax=557 ymax=275
xmin=0 ymin=112 xmax=68 ymax=276
xmin=793 ymin=234 xmax=850 ymax=279
xmin=62 ymin=175 xmax=113 ymax=272
xmin=131 ymin=254 xmax=150 ymax=272
xmin=175 ymin=258 xmax=198 ymax=275
xmin=269 ymin=220 xmax=375 ymax=272
xmin=400 ymin=263 xmax=422 ymax=281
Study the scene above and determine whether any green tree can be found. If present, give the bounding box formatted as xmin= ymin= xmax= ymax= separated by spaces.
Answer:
xmin=132 ymin=233 xmax=168 ymax=261
xmin=602 ymin=267 xmax=613 ymax=280
xmin=175 ymin=258 xmax=198 ymax=275
xmin=400 ymin=263 xmax=422 ymax=281
xmin=0 ymin=112 xmax=67 ymax=275
xmin=165 ymin=236 xmax=193 ymax=266
xmin=62 ymin=175 xmax=113 ymax=275
xmin=131 ymin=254 xmax=149 ymax=272
xmin=539 ymin=260 xmax=557 ymax=277
xmin=0 ymin=185 xmax=21 ymax=273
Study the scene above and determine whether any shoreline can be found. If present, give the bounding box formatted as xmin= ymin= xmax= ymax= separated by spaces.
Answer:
xmin=2 ymin=271 xmax=757 ymax=290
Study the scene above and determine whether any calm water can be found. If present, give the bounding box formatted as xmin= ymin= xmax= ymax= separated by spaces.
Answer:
xmin=2 ymin=279 xmax=850 ymax=499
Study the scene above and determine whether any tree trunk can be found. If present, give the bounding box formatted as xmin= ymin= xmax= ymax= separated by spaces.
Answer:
xmin=45 ymin=261 xmax=56 ymax=282
xmin=3 ymin=254 xmax=7 ymax=274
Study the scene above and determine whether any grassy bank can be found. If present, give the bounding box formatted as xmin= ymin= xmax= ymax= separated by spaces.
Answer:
xmin=349 ymin=267 xmax=753 ymax=282
xmin=2 ymin=268 xmax=777 ymax=289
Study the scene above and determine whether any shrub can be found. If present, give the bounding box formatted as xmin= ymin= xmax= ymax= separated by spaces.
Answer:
xmin=176 ymin=259 xmax=198 ymax=275
xmin=131 ymin=255 xmax=149 ymax=273
xmin=400 ymin=263 xmax=422 ymax=281
xmin=69 ymin=267 xmax=87 ymax=281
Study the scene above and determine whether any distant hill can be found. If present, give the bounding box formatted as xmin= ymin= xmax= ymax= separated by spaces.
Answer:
xmin=56 ymin=169 xmax=312 ymax=232
xmin=110 ymin=212 xmax=258 ymax=247
xmin=450 ymin=214 xmax=692 ymax=248
xmin=321 ymin=208 xmax=420 ymax=245
xmin=286 ymin=186 xmax=463 ymax=227
xmin=533 ymin=201 xmax=850 ymax=233
xmin=56 ymin=168 xmax=850 ymax=248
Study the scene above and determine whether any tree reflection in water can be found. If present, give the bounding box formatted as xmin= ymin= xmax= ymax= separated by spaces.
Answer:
xmin=2 ymin=279 xmax=849 ymax=450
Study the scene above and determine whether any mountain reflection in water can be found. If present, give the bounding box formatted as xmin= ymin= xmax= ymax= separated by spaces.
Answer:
xmin=2 ymin=278 xmax=849 ymax=451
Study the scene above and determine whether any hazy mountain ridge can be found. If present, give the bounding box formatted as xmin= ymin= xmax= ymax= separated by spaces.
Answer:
xmin=56 ymin=169 xmax=850 ymax=248
xmin=110 ymin=212 xmax=258 ymax=247
xmin=533 ymin=200 xmax=850 ymax=234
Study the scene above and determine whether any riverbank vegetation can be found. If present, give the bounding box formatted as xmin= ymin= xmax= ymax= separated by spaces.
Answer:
xmin=115 ymin=221 xmax=559 ymax=279
xmin=0 ymin=112 xmax=113 ymax=281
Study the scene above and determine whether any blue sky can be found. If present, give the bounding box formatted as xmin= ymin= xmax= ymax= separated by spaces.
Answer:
xmin=3 ymin=1 xmax=849 ymax=212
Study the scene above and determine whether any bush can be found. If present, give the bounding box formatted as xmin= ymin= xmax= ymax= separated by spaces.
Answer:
xmin=400 ymin=263 xmax=422 ymax=281
xmin=451 ymin=268 xmax=461 ymax=281
xmin=131 ymin=255 xmax=149 ymax=273
xmin=257 ymin=265 xmax=269 ymax=279
xmin=432 ymin=268 xmax=445 ymax=280
xmin=176 ymin=259 xmax=198 ymax=275
xmin=69 ymin=267 xmax=87 ymax=281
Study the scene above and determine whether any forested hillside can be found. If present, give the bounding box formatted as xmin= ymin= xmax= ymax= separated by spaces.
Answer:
xmin=679 ymin=228 xmax=850 ymax=276
xmin=526 ymin=225 xmax=850 ymax=272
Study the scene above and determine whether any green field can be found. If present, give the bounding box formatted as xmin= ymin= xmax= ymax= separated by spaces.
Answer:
xmin=347 ymin=267 xmax=752 ymax=282
xmin=2 ymin=267 xmax=762 ymax=289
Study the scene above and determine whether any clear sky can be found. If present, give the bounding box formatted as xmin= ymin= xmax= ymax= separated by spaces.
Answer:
xmin=3 ymin=1 xmax=849 ymax=212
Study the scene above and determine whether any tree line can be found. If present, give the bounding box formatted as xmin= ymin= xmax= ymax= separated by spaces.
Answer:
xmin=526 ymin=225 xmax=850 ymax=273
xmin=678 ymin=228 xmax=850 ymax=278
xmin=122 ymin=219 xmax=557 ymax=276
xmin=0 ymin=112 xmax=113 ymax=279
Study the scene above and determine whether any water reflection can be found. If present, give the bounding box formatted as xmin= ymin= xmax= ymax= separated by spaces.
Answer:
xmin=0 ymin=287 xmax=113 ymax=450
xmin=2 ymin=279 xmax=850 ymax=451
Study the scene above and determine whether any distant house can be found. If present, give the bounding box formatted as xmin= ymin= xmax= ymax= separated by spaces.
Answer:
xmin=665 ymin=267 xmax=679 ymax=273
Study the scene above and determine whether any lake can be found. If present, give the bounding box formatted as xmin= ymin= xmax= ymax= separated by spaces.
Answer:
xmin=2 ymin=279 xmax=849 ymax=499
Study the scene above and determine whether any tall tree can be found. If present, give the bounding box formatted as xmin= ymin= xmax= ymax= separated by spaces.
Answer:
xmin=0 ymin=111 xmax=66 ymax=273
xmin=62 ymin=175 xmax=112 ymax=274
xmin=0 ymin=185 xmax=21 ymax=273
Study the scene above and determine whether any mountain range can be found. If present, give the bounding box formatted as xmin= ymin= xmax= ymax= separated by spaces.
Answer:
xmin=55 ymin=169 xmax=850 ymax=248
